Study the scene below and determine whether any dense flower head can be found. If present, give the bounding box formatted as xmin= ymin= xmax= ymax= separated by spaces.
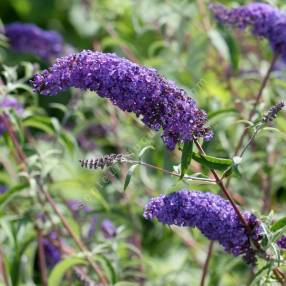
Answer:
xmin=4 ymin=22 xmax=64 ymax=60
xmin=30 ymin=50 xmax=212 ymax=149
xmin=277 ymin=235 xmax=286 ymax=249
xmin=209 ymin=3 xmax=286 ymax=60
xmin=144 ymin=190 xmax=262 ymax=263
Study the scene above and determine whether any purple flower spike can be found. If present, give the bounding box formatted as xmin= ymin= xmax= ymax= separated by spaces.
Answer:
xmin=144 ymin=190 xmax=262 ymax=263
xmin=101 ymin=219 xmax=117 ymax=239
xmin=5 ymin=22 xmax=64 ymax=60
xmin=277 ymin=235 xmax=286 ymax=249
xmin=30 ymin=50 xmax=212 ymax=149
xmin=209 ymin=3 xmax=286 ymax=60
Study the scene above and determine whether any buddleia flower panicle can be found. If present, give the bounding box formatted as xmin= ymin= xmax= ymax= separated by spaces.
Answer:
xmin=30 ymin=50 xmax=212 ymax=149
xmin=277 ymin=235 xmax=286 ymax=250
xmin=79 ymin=153 xmax=128 ymax=170
xmin=209 ymin=3 xmax=286 ymax=60
xmin=144 ymin=190 xmax=262 ymax=264
xmin=4 ymin=22 xmax=65 ymax=60
xmin=262 ymin=102 xmax=285 ymax=123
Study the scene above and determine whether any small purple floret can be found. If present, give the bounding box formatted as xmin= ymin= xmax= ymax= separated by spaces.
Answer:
xmin=209 ymin=3 xmax=286 ymax=60
xmin=5 ymin=22 xmax=64 ymax=60
xmin=144 ymin=190 xmax=262 ymax=263
xmin=277 ymin=235 xmax=286 ymax=249
xmin=0 ymin=185 xmax=7 ymax=194
xmin=43 ymin=232 xmax=61 ymax=268
xmin=30 ymin=50 xmax=212 ymax=149
xmin=101 ymin=219 xmax=117 ymax=239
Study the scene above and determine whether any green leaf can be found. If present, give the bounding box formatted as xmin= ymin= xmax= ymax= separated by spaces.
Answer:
xmin=23 ymin=116 xmax=55 ymax=134
xmin=271 ymin=216 xmax=286 ymax=232
xmin=180 ymin=141 xmax=193 ymax=179
xmin=222 ymin=29 xmax=240 ymax=71
xmin=208 ymin=29 xmax=230 ymax=62
xmin=138 ymin=146 xmax=154 ymax=159
xmin=192 ymin=152 xmax=232 ymax=171
xmin=114 ymin=282 xmax=139 ymax=286
xmin=124 ymin=165 xmax=138 ymax=191
xmin=94 ymin=256 xmax=117 ymax=284
xmin=208 ymin=108 xmax=238 ymax=120
xmin=48 ymin=257 xmax=87 ymax=286
xmin=0 ymin=183 xmax=28 ymax=209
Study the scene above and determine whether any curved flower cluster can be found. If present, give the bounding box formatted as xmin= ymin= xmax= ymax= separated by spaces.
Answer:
xmin=30 ymin=50 xmax=212 ymax=149
xmin=4 ymin=22 xmax=64 ymax=60
xmin=144 ymin=190 xmax=262 ymax=263
xmin=209 ymin=3 xmax=286 ymax=60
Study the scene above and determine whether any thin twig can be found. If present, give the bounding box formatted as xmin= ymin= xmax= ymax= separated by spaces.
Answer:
xmin=36 ymin=228 xmax=48 ymax=286
xmin=130 ymin=160 xmax=216 ymax=183
xmin=196 ymin=0 xmax=211 ymax=33
xmin=200 ymin=241 xmax=214 ymax=286
xmin=0 ymin=241 xmax=9 ymax=286
xmin=233 ymin=54 xmax=278 ymax=156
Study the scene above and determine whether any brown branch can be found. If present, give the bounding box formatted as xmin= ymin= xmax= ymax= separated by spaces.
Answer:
xmin=200 ymin=241 xmax=214 ymax=286
xmin=36 ymin=228 xmax=48 ymax=286
xmin=233 ymin=54 xmax=278 ymax=156
xmin=0 ymin=241 xmax=9 ymax=286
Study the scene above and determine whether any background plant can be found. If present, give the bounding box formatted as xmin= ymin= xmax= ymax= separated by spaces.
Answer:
xmin=0 ymin=0 xmax=285 ymax=285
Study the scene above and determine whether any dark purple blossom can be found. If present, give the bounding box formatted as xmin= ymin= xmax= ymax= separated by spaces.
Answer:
xmin=66 ymin=199 xmax=92 ymax=216
xmin=42 ymin=232 xmax=61 ymax=268
xmin=4 ymin=22 xmax=64 ymax=60
xmin=101 ymin=219 xmax=117 ymax=239
xmin=30 ymin=50 xmax=212 ymax=149
xmin=277 ymin=235 xmax=286 ymax=249
xmin=0 ymin=185 xmax=7 ymax=194
xmin=209 ymin=3 xmax=286 ymax=60
xmin=144 ymin=190 xmax=262 ymax=263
